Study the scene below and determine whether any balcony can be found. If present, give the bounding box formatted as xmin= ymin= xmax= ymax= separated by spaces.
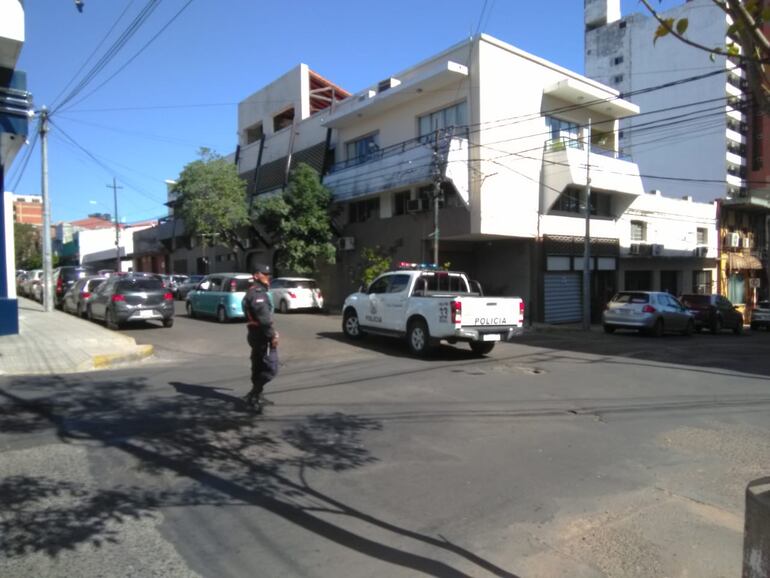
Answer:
xmin=542 ymin=138 xmax=644 ymax=214
xmin=324 ymin=134 xmax=470 ymax=204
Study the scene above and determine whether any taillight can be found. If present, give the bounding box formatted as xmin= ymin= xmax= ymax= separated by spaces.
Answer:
xmin=288 ymin=291 xmax=297 ymax=299
xmin=642 ymin=305 xmax=656 ymax=313
xmin=519 ymin=301 xmax=525 ymax=316
xmin=316 ymin=289 xmax=323 ymax=298
xmin=111 ymin=294 xmax=125 ymax=302
xmin=451 ymin=300 xmax=462 ymax=324
xmin=163 ymin=292 xmax=174 ymax=300
xmin=56 ymin=276 xmax=63 ymax=294
xmin=81 ymin=292 xmax=91 ymax=299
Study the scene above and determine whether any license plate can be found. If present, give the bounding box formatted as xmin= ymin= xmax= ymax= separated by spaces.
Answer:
xmin=137 ymin=309 xmax=154 ymax=318
xmin=482 ymin=334 xmax=501 ymax=342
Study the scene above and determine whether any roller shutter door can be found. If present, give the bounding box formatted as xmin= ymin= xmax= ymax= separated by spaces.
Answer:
xmin=544 ymin=273 xmax=582 ymax=324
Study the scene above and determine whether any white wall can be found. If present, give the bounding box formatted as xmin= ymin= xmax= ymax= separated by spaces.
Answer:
xmin=3 ymin=191 xmax=15 ymax=298
xmin=79 ymin=224 xmax=154 ymax=265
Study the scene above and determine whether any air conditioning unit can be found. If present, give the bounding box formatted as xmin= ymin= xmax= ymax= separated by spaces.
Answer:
xmin=629 ymin=243 xmax=641 ymax=255
xmin=694 ymin=246 xmax=708 ymax=258
xmin=651 ymin=244 xmax=664 ymax=256
xmin=337 ymin=236 xmax=355 ymax=251
xmin=725 ymin=232 xmax=741 ymax=248
xmin=406 ymin=199 xmax=425 ymax=213
xmin=742 ymin=236 xmax=753 ymax=249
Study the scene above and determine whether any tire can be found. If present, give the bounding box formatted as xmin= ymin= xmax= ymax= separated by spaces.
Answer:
xmin=695 ymin=326 xmax=702 ymax=333
xmin=216 ymin=306 xmax=228 ymax=323
xmin=603 ymin=324 xmax=615 ymax=334
xmin=86 ymin=305 xmax=94 ymax=322
xmin=733 ymin=320 xmax=743 ymax=335
xmin=470 ymin=341 xmax=495 ymax=356
xmin=682 ymin=319 xmax=694 ymax=336
xmin=279 ymin=300 xmax=289 ymax=314
xmin=651 ymin=319 xmax=664 ymax=337
xmin=342 ymin=309 xmax=364 ymax=340
xmin=407 ymin=319 xmax=434 ymax=357
xmin=710 ymin=317 xmax=722 ymax=334
xmin=163 ymin=318 xmax=174 ymax=328
xmin=186 ymin=301 xmax=196 ymax=319
xmin=105 ymin=308 xmax=119 ymax=331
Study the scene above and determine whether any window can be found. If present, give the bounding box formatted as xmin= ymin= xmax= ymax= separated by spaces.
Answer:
xmin=546 ymin=116 xmax=580 ymax=144
xmin=349 ymin=197 xmax=380 ymax=223
xmin=418 ymin=102 xmax=467 ymax=141
xmin=613 ymin=56 xmax=624 ymax=65
xmin=552 ymin=187 xmax=612 ymax=217
xmin=697 ymin=227 xmax=708 ymax=245
xmin=631 ymin=220 xmax=647 ymax=242
xmin=346 ymin=133 xmax=378 ymax=163
xmin=244 ymin=122 xmax=263 ymax=145
xmin=393 ymin=191 xmax=411 ymax=216
xmin=388 ymin=274 xmax=410 ymax=293
xmin=273 ymin=108 xmax=295 ymax=132
xmin=612 ymin=74 xmax=624 ymax=84
xmin=368 ymin=276 xmax=390 ymax=294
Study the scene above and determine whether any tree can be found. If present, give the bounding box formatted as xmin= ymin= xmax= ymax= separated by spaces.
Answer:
xmin=253 ymin=163 xmax=336 ymax=275
xmin=14 ymin=223 xmax=42 ymax=270
xmin=641 ymin=0 xmax=770 ymax=115
xmin=354 ymin=246 xmax=392 ymax=287
xmin=174 ymin=148 xmax=250 ymax=269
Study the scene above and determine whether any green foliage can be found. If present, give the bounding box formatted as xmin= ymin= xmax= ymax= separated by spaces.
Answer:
xmin=253 ymin=163 xmax=336 ymax=275
xmin=174 ymin=148 xmax=249 ymax=265
xmin=14 ymin=223 xmax=41 ymax=270
xmin=356 ymin=246 xmax=392 ymax=287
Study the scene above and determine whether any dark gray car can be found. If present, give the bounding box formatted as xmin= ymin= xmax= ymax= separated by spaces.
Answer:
xmin=87 ymin=276 xmax=174 ymax=329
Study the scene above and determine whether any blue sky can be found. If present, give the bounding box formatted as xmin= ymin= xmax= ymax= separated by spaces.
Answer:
xmin=10 ymin=0 xmax=683 ymax=223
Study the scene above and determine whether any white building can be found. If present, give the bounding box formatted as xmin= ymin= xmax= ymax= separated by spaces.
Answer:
xmin=584 ymin=0 xmax=745 ymax=203
xmin=233 ymin=33 xmax=717 ymax=322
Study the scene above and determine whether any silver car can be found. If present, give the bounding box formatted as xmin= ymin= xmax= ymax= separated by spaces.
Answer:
xmin=602 ymin=291 xmax=694 ymax=336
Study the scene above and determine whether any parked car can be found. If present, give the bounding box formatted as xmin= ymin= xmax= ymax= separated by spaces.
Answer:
xmin=602 ymin=291 xmax=694 ymax=336
xmin=16 ymin=271 xmax=29 ymax=293
xmin=53 ymin=266 xmax=94 ymax=309
xmin=21 ymin=269 xmax=43 ymax=298
xmin=750 ymin=300 xmax=770 ymax=331
xmin=186 ymin=273 xmax=254 ymax=322
xmin=61 ymin=276 xmax=107 ymax=317
xmin=175 ymin=275 xmax=205 ymax=300
xmin=87 ymin=275 xmax=175 ymax=329
xmin=270 ymin=277 xmax=324 ymax=313
xmin=679 ymin=293 xmax=743 ymax=334
xmin=165 ymin=274 xmax=188 ymax=296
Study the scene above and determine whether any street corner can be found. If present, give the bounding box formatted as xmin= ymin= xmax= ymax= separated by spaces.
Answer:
xmin=88 ymin=344 xmax=155 ymax=371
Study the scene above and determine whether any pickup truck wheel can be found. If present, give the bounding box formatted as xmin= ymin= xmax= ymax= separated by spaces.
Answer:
xmin=343 ymin=310 xmax=364 ymax=340
xmin=407 ymin=319 xmax=434 ymax=356
xmin=470 ymin=342 xmax=495 ymax=356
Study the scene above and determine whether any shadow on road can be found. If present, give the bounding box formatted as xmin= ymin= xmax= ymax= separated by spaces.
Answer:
xmin=0 ymin=376 xmax=519 ymax=578
xmin=317 ymin=331 xmax=490 ymax=362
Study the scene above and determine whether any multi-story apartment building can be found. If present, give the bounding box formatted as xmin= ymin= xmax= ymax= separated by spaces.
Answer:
xmin=1 ymin=0 xmax=32 ymax=334
xmin=233 ymin=34 xmax=717 ymax=322
xmin=585 ymin=0 xmax=769 ymax=309
xmin=12 ymin=193 xmax=42 ymax=225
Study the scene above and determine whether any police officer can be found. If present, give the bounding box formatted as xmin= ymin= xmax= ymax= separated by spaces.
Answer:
xmin=242 ymin=263 xmax=279 ymax=412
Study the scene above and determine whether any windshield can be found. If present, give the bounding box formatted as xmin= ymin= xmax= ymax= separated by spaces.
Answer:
xmin=680 ymin=295 xmax=709 ymax=307
xmin=230 ymin=278 xmax=254 ymax=292
xmin=117 ymin=278 xmax=163 ymax=292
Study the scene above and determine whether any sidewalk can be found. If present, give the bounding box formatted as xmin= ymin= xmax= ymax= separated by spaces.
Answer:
xmin=0 ymin=298 xmax=153 ymax=376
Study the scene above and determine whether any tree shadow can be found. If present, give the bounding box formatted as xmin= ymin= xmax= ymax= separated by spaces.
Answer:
xmin=0 ymin=375 xmax=519 ymax=578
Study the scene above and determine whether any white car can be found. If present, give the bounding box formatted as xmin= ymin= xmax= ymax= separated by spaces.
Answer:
xmin=270 ymin=277 xmax=324 ymax=313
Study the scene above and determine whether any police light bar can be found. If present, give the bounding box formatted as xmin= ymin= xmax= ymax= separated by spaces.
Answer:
xmin=397 ymin=262 xmax=439 ymax=270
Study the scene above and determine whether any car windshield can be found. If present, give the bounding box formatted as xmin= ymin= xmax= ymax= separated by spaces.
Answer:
xmin=188 ymin=276 xmax=204 ymax=284
xmin=613 ymin=292 xmax=649 ymax=304
xmin=116 ymin=278 xmax=163 ymax=292
xmin=680 ymin=295 xmax=709 ymax=307
xmin=62 ymin=268 xmax=92 ymax=281
xmin=286 ymin=280 xmax=317 ymax=289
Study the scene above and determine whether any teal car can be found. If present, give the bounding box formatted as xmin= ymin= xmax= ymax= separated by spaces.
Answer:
xmin=186 ymin=273 xmax=255 ymax=323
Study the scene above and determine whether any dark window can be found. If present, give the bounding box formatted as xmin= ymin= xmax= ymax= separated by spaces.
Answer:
xmin=228 ymin=277 xmax=254 ymax=292
xmin=286 ymin=280 xmax=317 ymax=289
xmin=613 ymin=56 xmax=624 ymax=65
xmin=388 ymin=275 xmax=410 ymax=293
xmin=414 ymin=273 xmax=468 ymax=293
xmin=273 ymin=108 xmax=295 ymax=132
xmin=86 ymin=279 xmax=105 ymax=291
xmin=393 ymin=191 xmax=411 ymax=216
xmin=692 ymin=270 xmax=712 ymax=295
xmin=245 ymin=123 xmax=264 ymax=145
xmin=116 ymin=279 xmax=163 ymax=292
xmin=349 ymin=198 xmax=380 ymax=223
xmin=624 ymin=271 xmax=652 ymax=291
xmin=552 ymin=187 xmax=612 ymax=217
xmin=368 ymin=276 xmax=390 ymax=294
xmin=612 ymin=292 xmax=650 ymax=304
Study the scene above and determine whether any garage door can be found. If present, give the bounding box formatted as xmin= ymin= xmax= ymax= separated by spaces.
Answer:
xmin=544 ymin=273 xmax=582 ymax=324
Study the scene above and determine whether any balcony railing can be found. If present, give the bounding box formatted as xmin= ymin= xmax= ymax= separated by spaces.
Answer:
xmin=545 ymin=137 xmax=631 ymax=161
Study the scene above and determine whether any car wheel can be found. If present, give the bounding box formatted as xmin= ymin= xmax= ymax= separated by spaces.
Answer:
xmin=342 ymin=309 xmax=364 ymax=340
xmin=407 ymin=319 xmax=434 ymax=356
xmin=470 ymin=341 xmax=495 ymax=356
xmin=163 ymin=318 xmax=174 ymax=328
xmin=682 ymin=319 xmax=694 ymax=336
xmin=77 ymin=303 xmax=84 ymax=318
xmin=710 ymin=317 xmax=722 ymax=334
xmin=216 ymin=306 xmax=228 ymax=323
xmin=651 ymin=319 xmax=664 ymax=337
xmin=105 ymin=308 xmax=119 ymax=331
xmin=279 ymin=300 xmax=289 ymax=314
xmin=186 ymin=301 xmax=196 ymax=319
xmin=603 ymin=324 xmax=615 ymax=334
xmin=733 ymin=320 xmax=743 ymax=335
xmin=86 ymin=305 xmax=95 ymax=322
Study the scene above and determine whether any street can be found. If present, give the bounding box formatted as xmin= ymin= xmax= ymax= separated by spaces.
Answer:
xmin=1 ymin=304 xmax=769 ymax=577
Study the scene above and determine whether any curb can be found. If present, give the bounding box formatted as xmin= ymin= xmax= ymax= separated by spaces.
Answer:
xmin=89 ymin=344 xmax=155 ymax=370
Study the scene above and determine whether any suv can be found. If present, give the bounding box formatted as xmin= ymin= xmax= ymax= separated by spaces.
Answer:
xmin=53 ymin=266 xmax=94 ymax=309
xmin=679 ymin=293 xmax=743 ymax=334
xmin=186 ymin=273 xmax=254 ymax=322
xmin=270 ymin=277 xmax=324 ymax=313
xmin=87 ymin=275 xmax=174 ymax=329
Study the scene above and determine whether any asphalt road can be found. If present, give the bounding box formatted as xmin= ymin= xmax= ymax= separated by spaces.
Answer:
xmin=1 ymin=303 xmax=769 ymax=577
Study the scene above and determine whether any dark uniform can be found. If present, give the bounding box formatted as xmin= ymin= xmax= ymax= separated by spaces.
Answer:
xmin=242 ymin=272 xmax=278 ymax=410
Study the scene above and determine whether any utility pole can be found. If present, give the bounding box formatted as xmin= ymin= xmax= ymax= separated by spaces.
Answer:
xmin=40 ymin=107 xmax=53 ymax=312
xmin=582 ymin=119 xmax=592 ymax=331
xmin=431 ymin=128 xmax=444 ymax=266
xmin=107 ymin=178 xmax=123 ymax=272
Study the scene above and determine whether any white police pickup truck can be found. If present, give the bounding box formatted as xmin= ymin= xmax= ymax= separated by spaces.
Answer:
xmin=342 ymin=263 xmax=525 ymax=356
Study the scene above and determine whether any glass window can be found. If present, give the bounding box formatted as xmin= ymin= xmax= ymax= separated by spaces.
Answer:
xmin=346 ymin=134 xmax=378 ymax=163
xmin=418 ymin=102 xmax=467 ymax=141
xmin=117 ymin=278 xmax=163 ymax=292
xmin=229 ymin=277 xmax=254 ymax=292
xmin=388 ymin=274 xmax=410 ymax=293
xmin=692 ymin=270 xmax=712 ymax=294
xmin=393 ymin=191 xmax=411 ymax=216
xmin=613 ymin=292 xmax=649 ymax=304
xmin=631 ymin=221 xmax=647 ymax=242
xmin=547 ymin=256 xmax=571 ymax=271
xmin=546 ymin=116 xmax=580 ymax=144
xmin=697 ymin=227 xmax=708 ymax=245
xmin=349 ymin=198 xmax=380 ymax=223
xmin=287 ymin=280 xmax=317 ymax=289
xmin=727 ymin=273 xmax=745 ymax=304
xmin=368 ymin=277 xmax=390 ymax=294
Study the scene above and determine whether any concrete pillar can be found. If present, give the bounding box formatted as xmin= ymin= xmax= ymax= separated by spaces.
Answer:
xmin=743 ymin=477 xmax=770 ymax=578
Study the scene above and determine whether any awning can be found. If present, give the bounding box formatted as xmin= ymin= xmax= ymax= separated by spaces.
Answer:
xmin=727 ymin=252 xmax=763 ymax=270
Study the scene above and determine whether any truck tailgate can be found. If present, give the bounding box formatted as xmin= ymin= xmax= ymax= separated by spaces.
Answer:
xmin=461 ymin=297 xmax=522 ymax=328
